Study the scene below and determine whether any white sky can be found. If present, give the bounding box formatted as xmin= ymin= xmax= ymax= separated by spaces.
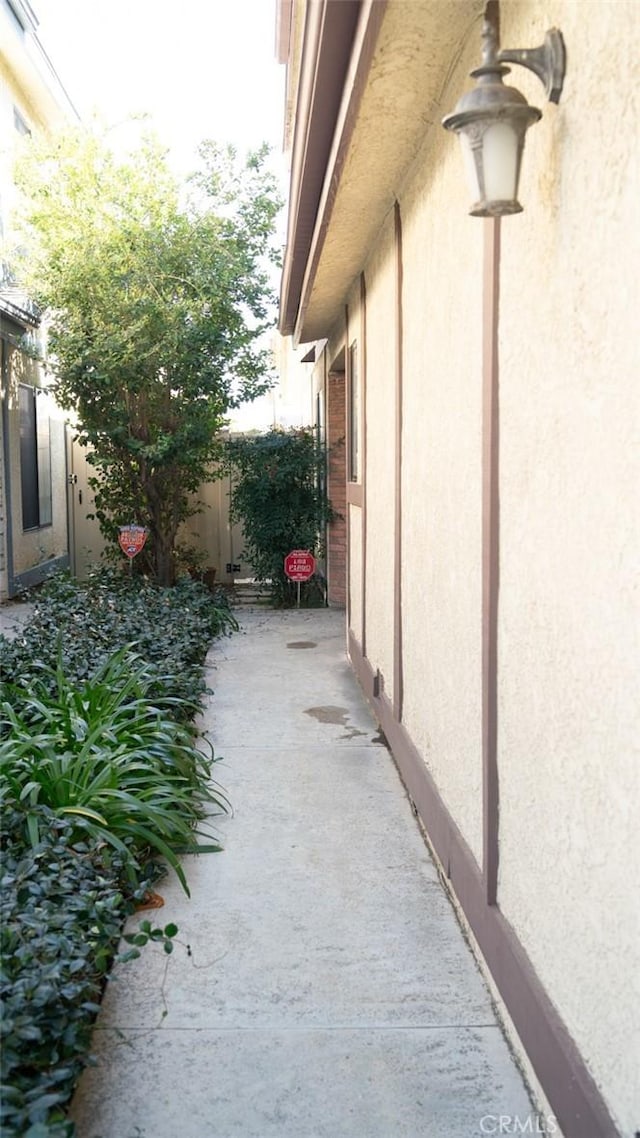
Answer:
xmin=35 ymin=0 xmax=292 ymax=430
xmin=36 ymin=0 xmax=287 ymax=173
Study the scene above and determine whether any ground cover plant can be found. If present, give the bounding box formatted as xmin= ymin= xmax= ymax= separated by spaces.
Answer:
xmin=0 ymin=804 xmax=170 ymax=1138
xmin=0 ymin=566 xmax=236 ymax=715
xmin=0 ymin=568 xmax=236 ymax=1137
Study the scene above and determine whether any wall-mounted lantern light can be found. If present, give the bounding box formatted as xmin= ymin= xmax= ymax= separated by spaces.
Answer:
xmin=442 ymin=0 xmax=566 ymax=217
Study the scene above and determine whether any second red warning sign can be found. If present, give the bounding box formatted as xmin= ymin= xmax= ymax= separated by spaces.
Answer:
xmin=284 ymin=549 xmax=316 ymax=581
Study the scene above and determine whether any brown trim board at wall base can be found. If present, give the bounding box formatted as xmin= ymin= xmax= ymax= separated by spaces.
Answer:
xmin=348 ymin=629 xmax=619 ymax=1138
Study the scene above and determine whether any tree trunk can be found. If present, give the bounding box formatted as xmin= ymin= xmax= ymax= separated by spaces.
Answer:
xmin=146 ymin=498 xmax=176 ymax=587
xmin=143 ymin=467 xmax=180 ymax=587
xmin=154 ymin=537 xmax=175 ymax=586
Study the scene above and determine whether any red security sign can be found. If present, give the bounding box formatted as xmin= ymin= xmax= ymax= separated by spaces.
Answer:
xmin=118 ymin=525 xmax=148 ymax=559
xmin=284 ymin=549 xmax=316 ymax=581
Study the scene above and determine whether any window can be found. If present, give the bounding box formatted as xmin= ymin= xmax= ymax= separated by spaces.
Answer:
xmin=19 ymin=385 xmax=52 ymax=530
xmin=315 ymin=391 xmax=324 ymax=445
xmin=315 ymin=391 xmax=325 ymax=499
xmin=348 ymin=341 xmax=360 ymax=482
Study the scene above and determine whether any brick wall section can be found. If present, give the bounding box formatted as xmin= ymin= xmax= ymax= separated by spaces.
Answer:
xmin=327 ymin=371 xmax=347 ymax=607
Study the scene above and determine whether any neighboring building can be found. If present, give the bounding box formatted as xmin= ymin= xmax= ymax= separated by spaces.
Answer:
xmin=0 ymin=0 xmax=76 ymax=599
xmin=277 ymin=2 xmax=639 ymax=1137
xmin=270 ymin=332 xmax=315 ymax=429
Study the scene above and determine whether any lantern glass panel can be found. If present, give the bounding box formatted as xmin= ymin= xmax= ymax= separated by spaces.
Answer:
xmin=459 ymin=131 xmax=482 ymax=201
xmin=482 ymin=121 xmax=519 ymax=203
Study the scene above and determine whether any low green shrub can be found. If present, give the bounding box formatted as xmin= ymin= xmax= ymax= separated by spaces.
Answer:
xmin=0 ymin=804 xmax=163 ymax=1138
xmin=0 ymin=567 xmax=237 ymax=717
xmin=1 ymin=644 xmax=229 ymax=895
xmin=0 ymin=567 xmax=235 ymax=1135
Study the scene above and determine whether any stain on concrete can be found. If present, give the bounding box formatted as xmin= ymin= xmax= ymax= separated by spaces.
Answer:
xmin=287 ymin=641 xmax=317 ymax=649
xmin=305 ymin=705 xmax=349 ymax=725
xmin=371 ymin=729 xmax=389 ymax=748
xmin=304 ymin=705 xmax=367 ymax=740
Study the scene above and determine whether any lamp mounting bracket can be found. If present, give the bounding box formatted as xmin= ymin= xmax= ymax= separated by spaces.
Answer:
xmin=498 ymin=29 xmax=566 ymax=104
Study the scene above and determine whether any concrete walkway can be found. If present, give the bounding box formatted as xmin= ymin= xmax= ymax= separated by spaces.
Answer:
xmin=70 ymin=608 xmax=533 ymax=1138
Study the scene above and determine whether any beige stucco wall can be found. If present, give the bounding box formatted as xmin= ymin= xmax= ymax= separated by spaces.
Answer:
xmin=494 ymin=4 xmax=640 ymax=1132
xmin=6 ymin=354 xmax=68 ymax=577
xmin=341 ymin=13 xmax=485 ymax=865
xmin=1 ymin=14 xmax=75 ymax=594
xmin=348 ymin=502 xmax=363 ymax=644
xmin=0 ymin=57 xmax=44 ymax=233
xmin=286 ymin=0 xmax=639 ymax=1130
xmin=271 ymin=335 xmax=316 ymax=429
xmin=345 ymin=282 xmax=365 ymax=645
xmin=399 ymin=53 xmax=485 ymax=866
xmin=362 ymin=211 xmax=397 ymax=694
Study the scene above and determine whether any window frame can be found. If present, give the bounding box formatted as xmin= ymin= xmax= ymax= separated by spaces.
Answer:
xmin=19 ymin=384 xmax=52 ymax=532
xmin=348 ymin=340 xmax=360 ymax=483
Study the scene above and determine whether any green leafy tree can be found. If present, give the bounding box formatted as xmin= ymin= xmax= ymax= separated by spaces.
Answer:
xmin=225 ymin=427 xmax=333 ymax=605
xmin=13 ymin=126 xmax=282 ymax=584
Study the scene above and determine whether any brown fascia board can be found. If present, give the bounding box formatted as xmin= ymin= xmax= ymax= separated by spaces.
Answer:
xmin=293 ymin=0 xmax=387 ymax=345
xmin=279 ymin=0 xmax=361 ymax=338
xmin=275 ymin=0 xmax=293 ymax=64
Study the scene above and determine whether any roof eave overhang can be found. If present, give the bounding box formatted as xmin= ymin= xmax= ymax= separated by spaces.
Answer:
xmin=291 ymin=0 xmax=387 ymax=345
xmin=278 ymin=0 xmax=363 ymax=339
xmin=0 ymin=293 xmax=40 ymax=328
xmin=281 ymin=0 xmax=485 ymax=347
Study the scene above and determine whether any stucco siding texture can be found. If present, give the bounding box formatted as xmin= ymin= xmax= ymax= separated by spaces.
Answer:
xmin=347 ymin=286 xmax=364 ymax=645
xmin=399 ymin=125 xmax=484 ymax=867
xmin=363 ymin=212 xmax=396 ymax=694
xmin=495 ymin=3 xmax=640 ymax=1133
xmin=348 ymin=503 xmax=363 ymax=645
xmin=7 ymin=374 xmax=68 ymax=576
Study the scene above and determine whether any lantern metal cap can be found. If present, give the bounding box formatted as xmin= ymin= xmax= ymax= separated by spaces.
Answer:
xmin=442 ymin=65 xmax=542 ymax=135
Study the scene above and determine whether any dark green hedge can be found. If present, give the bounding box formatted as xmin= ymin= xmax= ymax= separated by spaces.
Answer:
xmin=0 ymin=567 xmax=237 ymax=719
xmin=224 ymin=427 xmax=333 ymax=605
xmin=0 ymin=568 xmax=237 ymax=1137
xmin=0 ymin=805 xmax=159 ymax=1138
